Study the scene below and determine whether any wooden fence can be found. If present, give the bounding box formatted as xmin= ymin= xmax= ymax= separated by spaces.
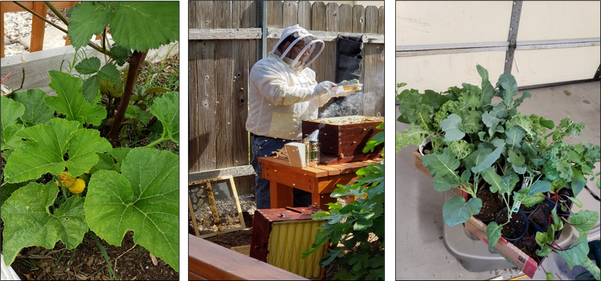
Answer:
xmin=188 ymin=1 xmax=385 ymax=195
xmin=0 ymin=1 xmax=80 ymax=58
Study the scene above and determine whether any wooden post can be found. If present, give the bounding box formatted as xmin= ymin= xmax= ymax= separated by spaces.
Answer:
xmin=30 ymin=2 xmax=48 ymax=52
xmin=1 ymin=2 xmax=5 ymax=58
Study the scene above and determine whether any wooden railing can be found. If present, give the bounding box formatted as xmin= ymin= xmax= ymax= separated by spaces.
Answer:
xmin=1 ymin=1 xmax=80 ymax=58
xmin=189 ymin=234 xmax=309 ymax=280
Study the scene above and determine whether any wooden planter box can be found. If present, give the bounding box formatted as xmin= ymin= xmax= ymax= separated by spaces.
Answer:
xmin=189 ymin=234 xmax=308 ymax=280
xmin=413 ymin=149 xmax=539 ymax=278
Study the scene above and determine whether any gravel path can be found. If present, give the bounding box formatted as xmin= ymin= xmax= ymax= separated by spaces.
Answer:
xmin=3 ymin=9 xmax=68 ymax=57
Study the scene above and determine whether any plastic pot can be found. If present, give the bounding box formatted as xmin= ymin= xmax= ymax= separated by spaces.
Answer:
xmin=495 ymin=208 xmax=529 ymax=243
xmin=473 ymin=188 xmax=504 ymax=224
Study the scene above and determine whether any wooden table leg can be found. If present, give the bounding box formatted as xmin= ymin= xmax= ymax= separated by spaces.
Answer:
xmin=270 ymin=182 xmax=294 ymax=208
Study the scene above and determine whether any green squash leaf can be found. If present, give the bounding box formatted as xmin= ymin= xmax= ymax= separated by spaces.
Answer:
xmin=0 ymin=97 xmax=25 ymax=150
xmin=442 ymin=196 xmax=481 ymax=227
xmin=44 ymin=70 xmax=107 ymax=126
xmin=85 ymin=148 xmax=179 ymax=271
xmin=12 ymin=89 xmax=55 ymax=126
xmin=149 ymin=92 xmax=179 ymax=144
xmin=4 ymin=118 xmax=112 ymax=183
xmin=1 ymin=182 xmax=88 ymax=266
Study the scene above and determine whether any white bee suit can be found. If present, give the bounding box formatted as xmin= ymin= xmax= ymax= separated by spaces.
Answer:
xmin=246 ymin=24 xmax=335 ymax=140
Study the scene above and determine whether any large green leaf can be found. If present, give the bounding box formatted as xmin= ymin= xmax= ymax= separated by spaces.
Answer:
xmin=150 ymin=92 xmax=179 ymax=143
xmin=568 ymin=211 xmax=598 ymax=233
xmin=67 ymin=2 xmax=110 ymax=48
xmin=44 ymin=70 xmax=107 ymax=126
xmin=1 ymin=182 xmax=88 ymax=266
xmin=440 ymin=114 xmax=465 ymax=142
xmin=556 ymin=234 xmax=590 ymax=270
xmin=107 ymin=2 xmax=179 ymax=51
xmin=471 ymin=144 xmax=504 ymax=173
xmin=397 ymin=89 xmax=432 ymax=126
xmin=497 ymin=73 xmax=518 ymax=107
xmin=75 ymin=57 xmax=101 ymax=75
xmin=1 ymin=96 xmax=25 ymax=151
xmin=422 ymin=148 xmax=460 ymax=178
xmin=477 ymin=65 xmax=494 ymax=106
xmin=12 ymin=89 xmax=55 ymax=126
xmin=442 ymin=196 xmax=481 ymax=226
xmin=3 ymin=118 xmax=112 ymax=183
xmin=481 ymin=167 xmax=506 ymax=193
xmin=486 ymin=221 xmax=503 ymax=249
xmin=85 ymin=148 xmax=179 ymax=271
xmin=432 ymin=174 xmax=461 ymax=191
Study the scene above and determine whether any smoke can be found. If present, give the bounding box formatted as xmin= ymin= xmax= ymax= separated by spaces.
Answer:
xmin=320 ymin=91 xmax=381 ymax=118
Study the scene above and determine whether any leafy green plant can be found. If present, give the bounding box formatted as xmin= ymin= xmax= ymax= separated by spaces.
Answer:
xmin=1 ymin=1 xmax=180 ymax=273
xmin=396 ymin=65 xmax=600 ymax=279
xmin=303 ymin=123 xmax=385 ymax=280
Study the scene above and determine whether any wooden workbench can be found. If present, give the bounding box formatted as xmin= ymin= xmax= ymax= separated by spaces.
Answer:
xmin=258 ymin=156 xmax=383 ymax=210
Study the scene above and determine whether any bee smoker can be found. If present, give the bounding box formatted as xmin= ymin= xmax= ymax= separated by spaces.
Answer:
xmin=304 ymin=129 xmax=321 ymax=167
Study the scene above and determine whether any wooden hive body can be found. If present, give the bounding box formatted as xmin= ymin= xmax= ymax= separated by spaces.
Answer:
xmin=302 ymin=116 xmax=383 ymax=164
xmin=250 ymin=207 xmax=327 ymax=279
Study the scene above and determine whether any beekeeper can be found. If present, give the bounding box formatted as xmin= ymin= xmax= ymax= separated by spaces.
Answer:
xmin=246 ymin=24 xmax=352 ymax=209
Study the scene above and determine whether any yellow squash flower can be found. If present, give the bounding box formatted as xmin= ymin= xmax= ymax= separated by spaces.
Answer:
xmin=57 ymin=171 xmax=77 ymax=188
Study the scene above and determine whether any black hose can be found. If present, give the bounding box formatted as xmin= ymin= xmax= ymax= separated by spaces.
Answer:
xmin=584 ymin=185 xmax=601 ymax=202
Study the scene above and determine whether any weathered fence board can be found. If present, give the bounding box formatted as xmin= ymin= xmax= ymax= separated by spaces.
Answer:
xmin=188 ymin=1 xmax=384 ymax=196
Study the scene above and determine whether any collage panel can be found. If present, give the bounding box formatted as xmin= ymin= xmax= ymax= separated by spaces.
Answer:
xmin=1 ymin=1 xmax=180 ymax=280
xmin=187 ymin=1 xmax=385 ymax=280
xmin=395 ymin=1 xmax=600 ymax=280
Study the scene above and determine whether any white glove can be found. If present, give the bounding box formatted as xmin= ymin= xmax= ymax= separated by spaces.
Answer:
xmin=313 ymin=81 xmax=337 ymax=96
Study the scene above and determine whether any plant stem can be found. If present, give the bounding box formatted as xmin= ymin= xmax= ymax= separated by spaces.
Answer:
xmin=89 ymin=231 xmax=116 ymax=280
xmin=13 ymin=1 xmax=68 ymax=33
xmin=51 ymin=248 xmax=68 ymax=275
xmin=146 ymin=137 xmax=167 ymax=148
xmin=44 ymin=1 xmax=69 ymax=25
xmin=13 ymin=1 xmax=113 ymax=58
xmin=107 ymin=50 xmax=147 ymax=141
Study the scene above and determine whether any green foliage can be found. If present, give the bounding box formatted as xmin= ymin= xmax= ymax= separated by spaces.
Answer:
xmin=396 ymin=65 xmax=600 ymax=278
xmin=1 ymin=182 xmax=88 ymax=266
xmin=67 ymin=2 xmax=178 ymax=52
xmin=303 ymin=123 xmax=384 ymax=280
xmin=85 ymin=148 xmax=179 ymax=270
xmin=1 ymin=1 xmax=180 ymax=270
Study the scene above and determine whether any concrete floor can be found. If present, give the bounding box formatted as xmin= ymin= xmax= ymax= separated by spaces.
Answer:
xmin=395 ymin=81 xmax=601 ymax=280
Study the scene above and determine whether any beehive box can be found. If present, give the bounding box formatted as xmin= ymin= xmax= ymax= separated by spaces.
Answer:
xmin=302 ymin=116 xmax=384 ymax=164
xmin=250 ymin=206 xmax=327 ymax=279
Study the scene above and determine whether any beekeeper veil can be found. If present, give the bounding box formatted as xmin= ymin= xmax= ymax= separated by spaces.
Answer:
xmin=271 ymin=24 xmax=324 ymax=69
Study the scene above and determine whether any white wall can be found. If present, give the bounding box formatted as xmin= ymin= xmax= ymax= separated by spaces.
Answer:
xmin=396 ymin=1 xmax=600 ymax=91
